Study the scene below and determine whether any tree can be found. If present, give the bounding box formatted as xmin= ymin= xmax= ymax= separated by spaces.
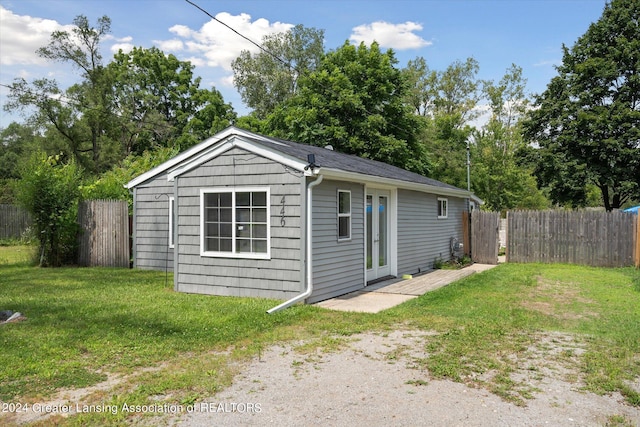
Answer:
xmin=404 ymin=57 xmax=481 ymax=186
xmin=108 ymin=46 xmax=235 ymax=153
xmin=232 ymin=25 xmax=325 ymax=119
xmin=15 ymin=153 xmax=81 ymax=266
xmin=5 ymin=17 xmax=236 ymax=174
xmin=267 ymin=41 xmax=428 ymax=174
xmin=471 ymin=65 xmax=549 ymax=211
xmin=4 ymin=16 xmax=115 ymax=173
xmin=523 ymin=0 xmax=640 ymax=211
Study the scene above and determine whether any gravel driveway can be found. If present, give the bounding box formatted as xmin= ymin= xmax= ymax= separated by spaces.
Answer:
xmin=174 ymin=330 xmax=640 ymax=427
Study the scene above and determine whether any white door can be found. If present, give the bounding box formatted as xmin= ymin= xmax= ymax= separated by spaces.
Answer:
xmin=366 ymin=190 xmax=391 ymax=282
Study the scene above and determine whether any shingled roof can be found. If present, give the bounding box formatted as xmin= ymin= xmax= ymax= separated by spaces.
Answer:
xmin=127 ymin=126 xmax=476 ymax=201
xmin=242 ymin=133 xmax=463 ymax=192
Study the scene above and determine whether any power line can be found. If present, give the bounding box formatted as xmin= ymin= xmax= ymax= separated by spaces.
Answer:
xmin=185 ymin=0 xmax=290 ymax=69
xmin=185 ymin=0 xmax=417 ymax=144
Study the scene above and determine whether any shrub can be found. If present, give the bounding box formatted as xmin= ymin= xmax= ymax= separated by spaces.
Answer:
xmin=15 ymin=152 xmax=81 ymax=266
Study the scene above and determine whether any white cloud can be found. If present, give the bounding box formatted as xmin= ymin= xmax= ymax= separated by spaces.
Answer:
xmin=154 ymin=39 xmax=185 ymax=52
xmin=108 ymin=36 xmax=134 ymax=54
xmin=350 ymin=21 xmax=432 ymax=50
xmin=161 ymin=12 xmax=294 ymax=71
xmin=0 ymin=5 xmax=74 ymax=66
xmin=220 ymin=74 xmax=235 ymax=87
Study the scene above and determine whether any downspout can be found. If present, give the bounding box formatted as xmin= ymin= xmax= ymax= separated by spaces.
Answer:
xmin=267 ymin=173 xmax=323 ymax=314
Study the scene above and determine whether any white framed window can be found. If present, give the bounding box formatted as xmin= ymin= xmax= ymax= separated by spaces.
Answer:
xmin=168 ymin=197 xmax=175 ymax=248
xmin=338 ymin=190 xmax=351 ymax=241
xmin=437 ymin=197 xmax=448 ymax=219
xmin=200 ymin=187 xmax=270 ymax=259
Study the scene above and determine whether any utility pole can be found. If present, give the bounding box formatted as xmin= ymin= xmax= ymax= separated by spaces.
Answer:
xmin=466 ymin=138 xmax=471 ymax=193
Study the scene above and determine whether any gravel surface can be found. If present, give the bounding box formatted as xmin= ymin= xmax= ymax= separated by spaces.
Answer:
xmin=174 ymin=330 xmax=640 ymax=427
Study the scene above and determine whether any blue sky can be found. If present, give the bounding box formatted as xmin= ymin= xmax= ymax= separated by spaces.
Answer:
xmin=0 ymin=0 xmax=608 ymax=129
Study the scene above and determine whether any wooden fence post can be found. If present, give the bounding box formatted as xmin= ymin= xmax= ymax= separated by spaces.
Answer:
xmin=462 ymin=211 xmax=471 ymax=257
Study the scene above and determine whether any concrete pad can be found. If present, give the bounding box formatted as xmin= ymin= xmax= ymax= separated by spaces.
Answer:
xmin=315 ymin=291 xmax=417 ymax=313
xmin=315 ymin=263 xmax=499 ymax=313
xmin=466 ymin=263 xmax=499 ymax=272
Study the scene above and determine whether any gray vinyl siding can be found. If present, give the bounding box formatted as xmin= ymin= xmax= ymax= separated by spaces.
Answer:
xmin=133 ymin=173 xmax=174 ymax=271
xmin=175 ymin=147 xmax=304 ymax=300
xmin=308 ymin=179 xmax=365 ymax=304
xmin=397 ymin=189 xmax=466 ymax=275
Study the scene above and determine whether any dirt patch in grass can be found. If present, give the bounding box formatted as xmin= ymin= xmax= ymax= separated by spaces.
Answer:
xmin=521 ymin=277 xmax=599 ymax=320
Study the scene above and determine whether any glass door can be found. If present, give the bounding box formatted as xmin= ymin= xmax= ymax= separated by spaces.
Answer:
xmin=366 ymin=190 xmax=390 ymax=282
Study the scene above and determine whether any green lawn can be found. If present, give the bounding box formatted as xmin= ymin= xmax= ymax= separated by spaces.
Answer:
xmin=1 ymin=245 xmax=638 ymax=425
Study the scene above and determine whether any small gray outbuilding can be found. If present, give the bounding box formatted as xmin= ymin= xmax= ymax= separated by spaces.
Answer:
xmin=126 ymin=126 xmax=477 ymax=310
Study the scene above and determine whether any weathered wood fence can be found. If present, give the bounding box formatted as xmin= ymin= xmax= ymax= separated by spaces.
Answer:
xmin=78 ymin=200 xmax=130 ymax=267
xmin=0 ymin=204 xmax=32 ymax=239
xmin=506 ymin=210 xmax=637 ymax=267
xmin=471 ymin=210 xmax=500 ymax=264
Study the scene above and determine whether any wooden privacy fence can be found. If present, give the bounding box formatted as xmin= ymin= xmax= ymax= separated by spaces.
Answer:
xmin=78 ymin=200 xmax=130 ymax=267
xmin=0 ymin=204 xmax=32 ymax=239
xmin=471 ymin=210 xmax=500 ymax=264
xmin=506 ymin=210 xmax=637 ymax=267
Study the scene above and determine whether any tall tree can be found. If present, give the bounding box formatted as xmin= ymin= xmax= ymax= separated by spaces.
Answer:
xmin=523 ymin=0 xmax=640 ymax=211
xmin=108 ymin=46 xmax=235 ymax=153
xmin=232 ymin=25 xmax=325 ymax=119
xmin=267 ymin=41 xmax=428 ymax=174
xmin=404 ymin=57 xmax=480 ymax=186
xmin=5 ymin=16 xmax=236 ymax=174
xmin=4 ymin=15 xmax=114 ymax=173
xmin=472 ymin=65 xmax=549 ymax=211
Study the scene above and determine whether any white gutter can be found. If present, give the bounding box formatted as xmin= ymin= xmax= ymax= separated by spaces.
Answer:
xmin=267 ymin=173 xmax=323 ymax=314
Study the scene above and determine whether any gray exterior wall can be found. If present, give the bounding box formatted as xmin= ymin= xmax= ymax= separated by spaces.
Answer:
xmin=308 ymin=179 xmax=365 ymax=304
xmin=397 ymin=189 xmax=466 ymax=276
xmin=132 ymin=172 xmax=174 ymax=271
xmin=175 ymin=147 xmax=304 ymax=300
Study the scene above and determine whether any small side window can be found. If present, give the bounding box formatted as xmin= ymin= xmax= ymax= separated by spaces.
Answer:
xmin=437 ymin=198 xmax=448 ymax=219
xmin=338 ymin=190 xmax=351 ymax=240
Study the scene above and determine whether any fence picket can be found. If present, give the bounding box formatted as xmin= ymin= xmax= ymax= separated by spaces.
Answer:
xmin=0 ymin=204 xmax=32 ymax=239
xmin=506 ymin=210 xmax=635 ymax=267
xmin=78 ymin=200 xmax=129 ymax=267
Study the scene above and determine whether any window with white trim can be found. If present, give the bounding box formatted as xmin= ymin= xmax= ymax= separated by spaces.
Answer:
xmin=201 ymin=188 xmax=270 ymax=258
xmin=169 ymin=197 xmax=175 ymax=248
xmin=338 ymin=190 xmax=351 ymax=240
xmin=437 ymin=197 xmax=448 ymax=219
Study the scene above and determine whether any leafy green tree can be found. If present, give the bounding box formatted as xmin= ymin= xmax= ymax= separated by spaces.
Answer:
xmin=80 ymin=146 xmax=179 ymax=211
xmin=232 ymin=25 xmax=325 ymax=119
xmin=5 ymin=16 xmax=115 ymax=173
xmin=5 ymin=16 xmax=236 ymax=175
xmin=403 ymin=57 xmax=438 ymax=117
xmin=0 ymin=123 xmax=41 ymax=179
xmin=108 ymin=46 xmax=235 ymax=153
xmin=523 ymin=0 xmax=640 ymax=211
xmin=0 ymin=123 xmax=45 ymax=202
xmin=472 ymin=65 xmax=548 ymax=211
xmin=15 ymin=153 xmax=82 ymax=266
xmin=267 ymin=41 xmax=428 ymax=174
xmin=404 ymin=57 xmax=480 ymax=186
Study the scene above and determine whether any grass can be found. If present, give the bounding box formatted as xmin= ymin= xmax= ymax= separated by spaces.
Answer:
xmin=1 ymin=245 xmax=639 ymax=425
